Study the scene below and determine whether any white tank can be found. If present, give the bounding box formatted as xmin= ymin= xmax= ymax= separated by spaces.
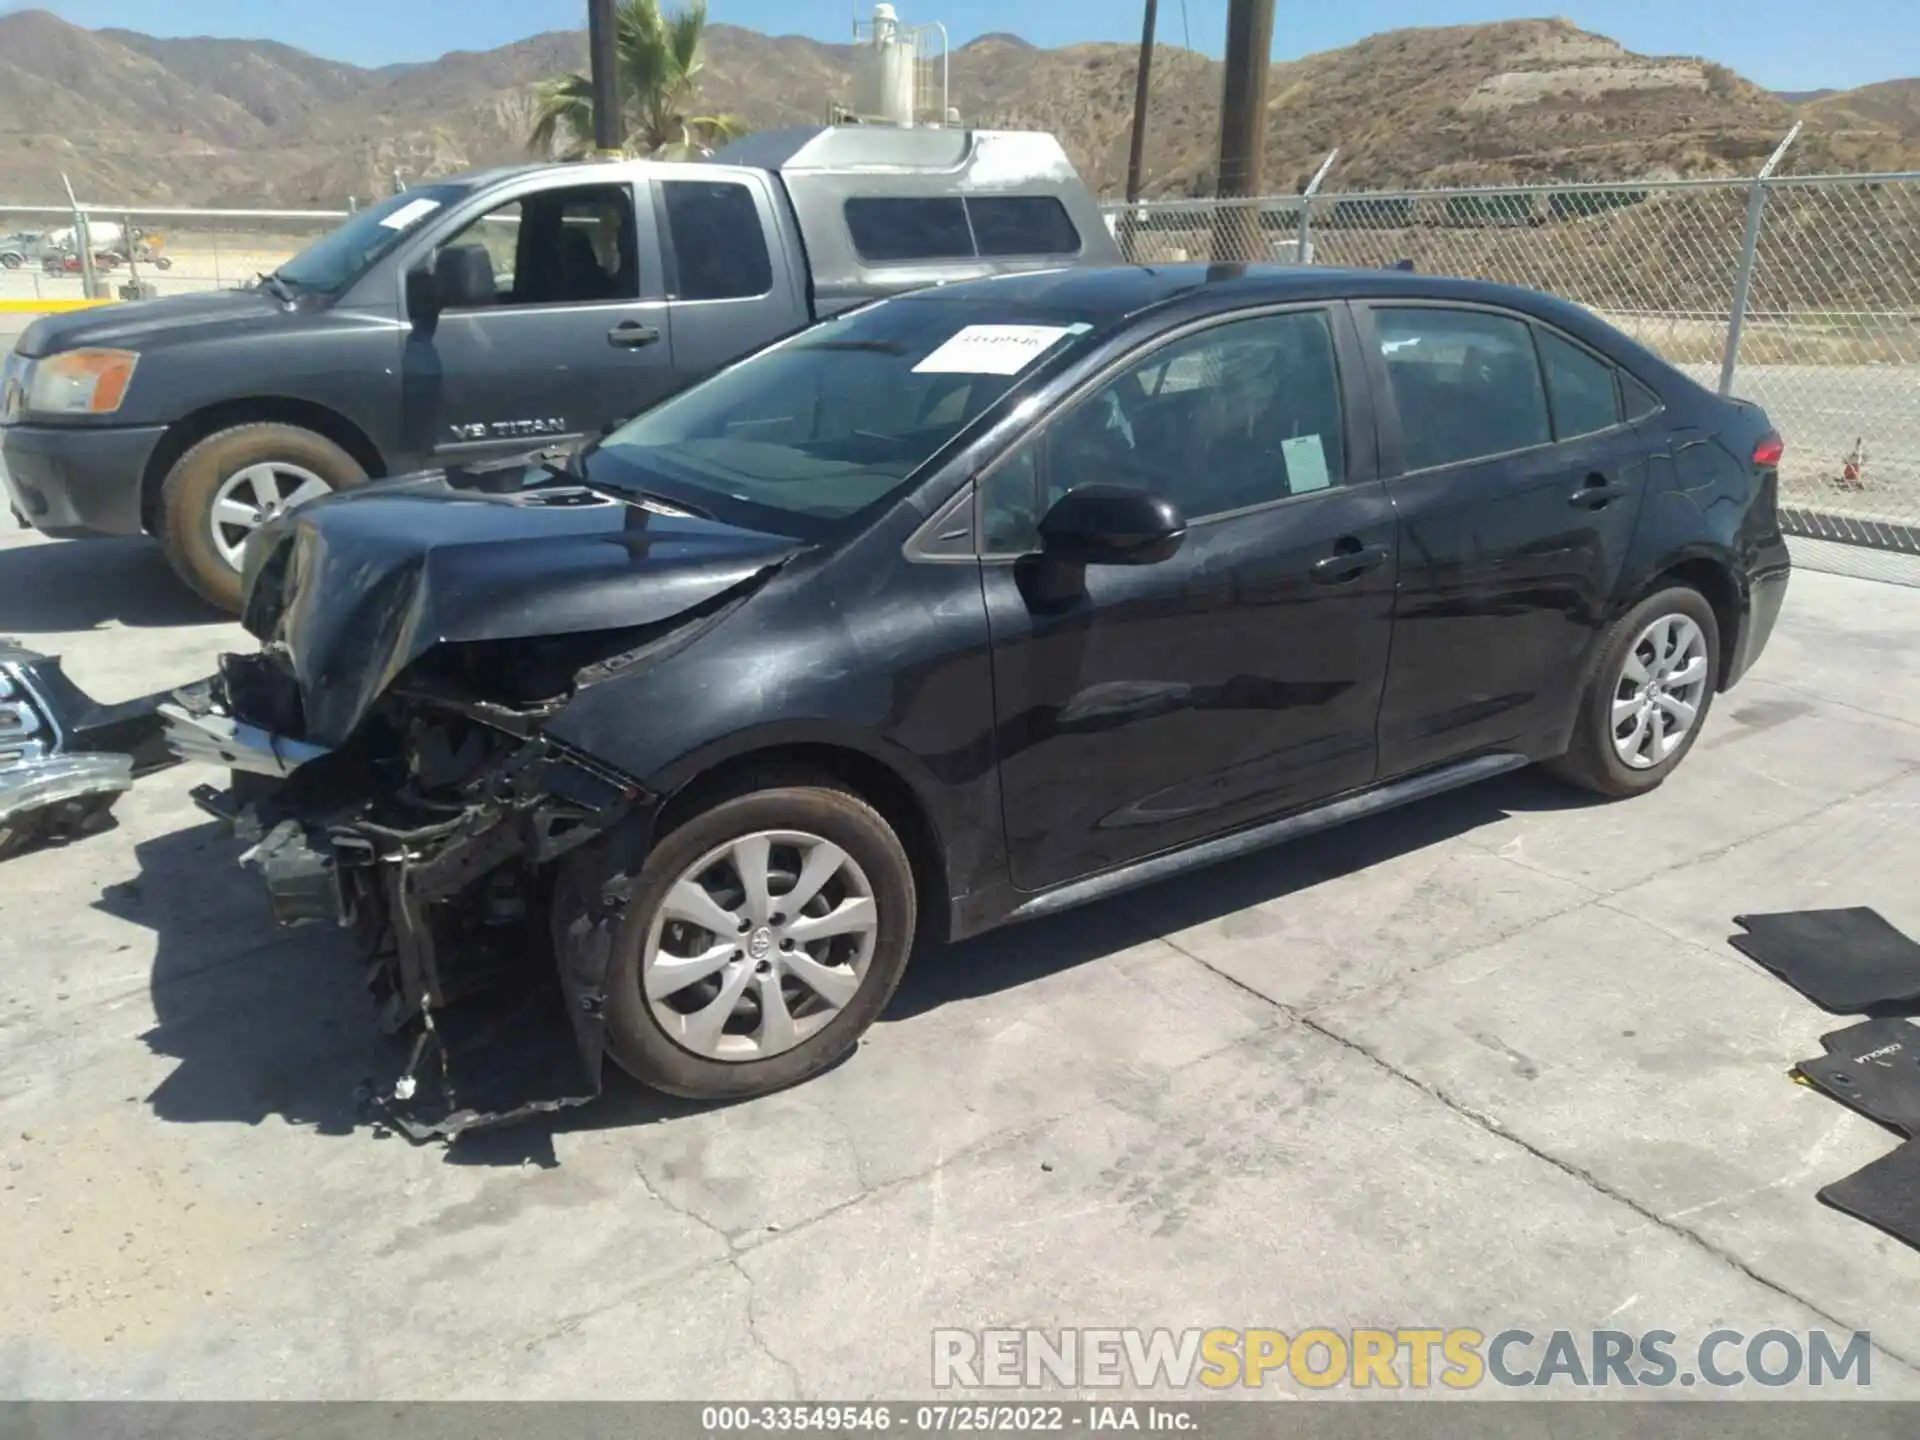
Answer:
xmin=853 ymin=3 xmax=917 ymax=125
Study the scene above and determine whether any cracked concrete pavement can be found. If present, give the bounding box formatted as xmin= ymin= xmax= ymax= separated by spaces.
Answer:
xmin=2 ymin=522 xmax=1919 ymax=1401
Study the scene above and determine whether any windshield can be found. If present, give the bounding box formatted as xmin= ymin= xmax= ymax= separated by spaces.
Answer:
xmin=274 ymin=184 xmax=471 ymax=293
xmin=585 ymin=296 xmax=1106 ymax=540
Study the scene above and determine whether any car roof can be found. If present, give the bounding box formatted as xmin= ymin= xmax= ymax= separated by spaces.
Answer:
xmin=898 ymin=262 xmax=1592 ymax=327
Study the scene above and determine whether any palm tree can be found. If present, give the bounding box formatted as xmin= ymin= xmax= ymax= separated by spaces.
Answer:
xmin=529 ymin=0 xmax=744 ymax=161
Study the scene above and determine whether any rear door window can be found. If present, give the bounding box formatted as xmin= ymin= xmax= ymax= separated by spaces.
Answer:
xmin=1374 ymin=307 xmax=1552 ymax=471
xmin=1536 ymin=328 xmax=1621 ymax=439
xmin=662 ymin=179 xmax=774 ymax=301
xmin=1621 ymin=372 xmax=1663 ymax=420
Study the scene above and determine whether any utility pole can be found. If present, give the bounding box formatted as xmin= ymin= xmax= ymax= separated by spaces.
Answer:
xmin=588 ymin=0 xmax=624 ymax=157
xmin=1124 ymin=0 xmax=1158 ymax=207
xmin=1213 ymin=0 xmax=1274 ymax=262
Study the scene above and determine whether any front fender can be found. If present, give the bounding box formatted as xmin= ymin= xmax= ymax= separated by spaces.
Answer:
xmin=644 ymin=715 xmax=952 ymax=812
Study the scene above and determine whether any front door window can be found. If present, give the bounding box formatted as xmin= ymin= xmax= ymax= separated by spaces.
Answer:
xmin=432 ymin=183 xmax=639 ymax=311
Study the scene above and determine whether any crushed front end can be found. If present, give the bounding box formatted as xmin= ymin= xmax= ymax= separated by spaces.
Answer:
xmin=162 ymin=648 xmax=658 ymax=1140
xmin=155 ymin=460 xmax=804 ymax=1138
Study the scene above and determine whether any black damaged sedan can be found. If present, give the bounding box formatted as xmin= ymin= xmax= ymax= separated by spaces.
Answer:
xmin=160 ymin=264 xmax=1791 ymax=1135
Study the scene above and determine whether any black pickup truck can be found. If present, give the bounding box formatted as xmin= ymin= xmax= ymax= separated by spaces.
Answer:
xmin=1 ymin=126 xmax=1119 ymax=611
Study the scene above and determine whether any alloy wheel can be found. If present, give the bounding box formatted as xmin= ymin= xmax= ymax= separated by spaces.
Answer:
xmin=1611 ymin=612 xmax=1711 ymax=770
xmin=208 ymin=461 xmax=333 ymax=571
xmin=643 ymin=829 xmax=880 ymax=1062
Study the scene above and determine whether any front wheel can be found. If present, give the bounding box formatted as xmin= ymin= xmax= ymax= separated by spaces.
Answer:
xmin=602 ymin=778 xmax=918 ymax=1100
xmin=157 ymin=423 xmax=366 ymax=612
xmin=1546 ymin=586 xmax=1721 ymax=798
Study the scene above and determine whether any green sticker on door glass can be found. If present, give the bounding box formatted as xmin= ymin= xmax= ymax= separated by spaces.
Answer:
xmin=1282 ymin=434 xmax=1332 ymax=493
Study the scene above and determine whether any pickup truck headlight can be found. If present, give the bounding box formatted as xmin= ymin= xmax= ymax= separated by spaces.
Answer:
xmin=26 ymin=348 xmax=139 ymax=417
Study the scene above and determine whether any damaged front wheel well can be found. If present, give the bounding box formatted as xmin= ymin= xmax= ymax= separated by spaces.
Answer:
xmin=656 ymin=745 xmax=951 ymax=945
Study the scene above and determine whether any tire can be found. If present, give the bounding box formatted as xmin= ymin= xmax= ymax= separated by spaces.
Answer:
xmin=0 ymin=253 xmax=21 ymax=270
xmin=157 ymin=423 xmax=366 ymax=613
xmin=1545 ymin=585 xmax=1721 ymax=798
xmin=601 ymin=775 xmax=918 ymax=1100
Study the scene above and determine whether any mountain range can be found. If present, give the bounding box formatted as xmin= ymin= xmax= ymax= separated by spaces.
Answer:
xmin=0 ymin=6 xmax=1915 ymax=209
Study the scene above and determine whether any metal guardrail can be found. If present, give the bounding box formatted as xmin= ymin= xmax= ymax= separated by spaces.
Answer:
xmin=1102 ymin=151 xmax=1920 ymax=577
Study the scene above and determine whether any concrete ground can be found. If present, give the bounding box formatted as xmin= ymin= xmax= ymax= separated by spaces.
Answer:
xmin=2 ymin=523 xmax=1920 ymax=1403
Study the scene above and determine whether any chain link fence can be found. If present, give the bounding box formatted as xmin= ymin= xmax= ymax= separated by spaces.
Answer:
xmin=1 ymin=204 xmax=348 ymax=304
xmin=1103 ymin=167 xmax=1920 ymax=581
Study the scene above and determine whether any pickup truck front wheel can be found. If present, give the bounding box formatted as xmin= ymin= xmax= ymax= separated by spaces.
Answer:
xmin=158 ymin=423 xmax=366 ymax=612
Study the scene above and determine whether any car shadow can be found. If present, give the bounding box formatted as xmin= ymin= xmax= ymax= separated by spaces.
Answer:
xmin=0 ymin=534 xmax=226 ymax=632
xmin=110 ymin=768 xmax=1602 ymax=1166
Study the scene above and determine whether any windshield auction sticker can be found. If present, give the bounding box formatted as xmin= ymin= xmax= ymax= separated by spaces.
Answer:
xmin=914 ymin=325 xmax=1075 ymax=376
xmin=379 ymin=197 xmax=444 ymax=230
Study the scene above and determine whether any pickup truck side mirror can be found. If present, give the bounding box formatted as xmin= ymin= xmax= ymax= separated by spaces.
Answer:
xmin=405 ymin=263 xmax=442 ymax=325
xmin=435 ymin=244 xmax=497 ymax=310
xmin=407 ymin=244 xmax=496 ymax=326
xmin=1038 ymin=484 xmax=1187 ymax=567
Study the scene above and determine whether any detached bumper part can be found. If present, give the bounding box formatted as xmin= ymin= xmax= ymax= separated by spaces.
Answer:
xmin=0 ymin=753 xmax=134 ymax=855
xmin=0 ymin=643 xmax=171 ymax=860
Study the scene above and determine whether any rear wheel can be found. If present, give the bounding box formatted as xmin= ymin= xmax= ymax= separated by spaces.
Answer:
xmin=1546 ymin=585 xmax=1720 ymax=797
xmin=157 ymin=423 xmax=365 ymax=613
xmin=602 ymin=777 xmax=917 ymax=1100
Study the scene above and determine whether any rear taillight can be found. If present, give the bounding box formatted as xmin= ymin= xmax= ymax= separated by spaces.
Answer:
xmin=1753 ymin=432 xmax=1785 ymax=467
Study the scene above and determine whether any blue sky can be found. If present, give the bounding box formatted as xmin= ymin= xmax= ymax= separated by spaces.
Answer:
xmin=10 ymin=0 xmax=1917 ymax=90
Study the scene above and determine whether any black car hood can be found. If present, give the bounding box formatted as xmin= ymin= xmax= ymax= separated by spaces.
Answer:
xmin=244 ymin=467 xmax=807 ymax=748
xmin=16 ymin=287 xmax=292 ymax=358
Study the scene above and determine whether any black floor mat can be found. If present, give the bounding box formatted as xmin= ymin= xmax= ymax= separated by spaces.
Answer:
xmin=1819 ymin=1140 xmax=1920 ymax=1253
xmin=1793 ymin=1018 xmax=1920 ymax=1138
xmin=1729 ymin=907 xmax=1920 ymax=1012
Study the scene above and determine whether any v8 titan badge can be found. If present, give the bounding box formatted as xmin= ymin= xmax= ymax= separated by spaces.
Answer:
xmin=449 ymin=417 xmax=568 ymax=441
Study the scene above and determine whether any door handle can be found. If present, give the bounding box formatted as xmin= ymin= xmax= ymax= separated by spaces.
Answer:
xmin=1309 ymin=541 xmax=1389 ymax=584
xmin=1568 ymin=473 xmax=1628 ymax=509
xmin=608 ymin=321 xmax=662 ymax=349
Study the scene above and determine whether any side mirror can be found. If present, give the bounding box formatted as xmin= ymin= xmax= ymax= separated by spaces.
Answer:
xmin=405 ymin=263 xmax=441 ymax=325
xmin=434 ymin=243 xmax=497 ymax=310
xmin=1037 ymin=484 xmax=1186 ymax=567
xmin=408 ymin=244 xmax=496 ymax=325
